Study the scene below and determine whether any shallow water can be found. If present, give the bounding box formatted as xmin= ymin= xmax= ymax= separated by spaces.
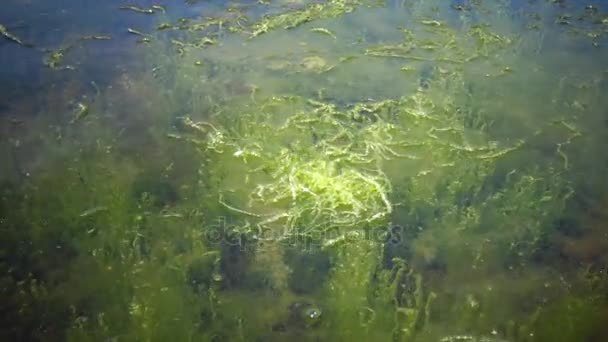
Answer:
xmin=1 ymin=1 xmax=608 ymax=341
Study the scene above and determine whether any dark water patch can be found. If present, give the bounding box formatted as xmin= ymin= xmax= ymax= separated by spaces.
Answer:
xmin=131 ymin=173 xmax=179 ymax=208
xmin=217 ymin=232 xmax=258 ymax=289
xmin=187 ymin=254 xmax=220 ymax=294
xmin=285 ymin=244 xmax=332 ymax=294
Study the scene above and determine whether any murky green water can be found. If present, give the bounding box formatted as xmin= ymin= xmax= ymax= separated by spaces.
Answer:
xmin=1 ymin=1 xmax=608 ymax=341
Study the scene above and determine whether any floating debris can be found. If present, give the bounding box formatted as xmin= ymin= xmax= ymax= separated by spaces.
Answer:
xmin=44 ymin=46 xmax=74 ymax=70
xmin=484 ymin=66 xmax=513 ymax=78
xmin=555 ymin=14 xmax=571 ymax=25
xmin=338 ymin=55 xmax=357 ymax=63
xmin=161 ymin=212 xmax=184 ymax=219
xmin=127 ymin=28 xmax=153 ymax=43
xmin=291 ymin=302 xmax=323 ymax=328
xmin=0 ymin=23 xmax=32 ymax=47
xmin=310 ymin=27 xmax=336 ymax=39
xmin=156 ymin=23 xmax=173 ymax=31
xmin=365 ymin=43 xmax=414 ymax=58
xmin=70 ymin=102 xmax=90 ymax=124
xmin=300 ymin=56 xmax=333 ymax=73
xmin=43 ymin=34 xmax=110 ymax=69
xmin=451 ymin=4 xmax=471 ymax=11
xmin=79 ymin=206 xmax=108 ymax=217
xmin=119 ymin=5 xmax=155 ymax=14
xmin=151 ymin=5 xmax=166 ymax=13
xmin=421 ymin=20 xmax=443 ymax=27
xmin=127 ymin=28 xmax=148 ymax=36
xmin=79 ymin=35 xmax=111 ymax=41
xmin=195 ymin=36 xmax=216 ymax=47
xmin=249 ymin=0 xmax=369 ymax=38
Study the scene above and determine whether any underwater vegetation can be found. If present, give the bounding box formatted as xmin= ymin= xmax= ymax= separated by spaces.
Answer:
xmin=1 ymin=0 xmax=608 ymax=341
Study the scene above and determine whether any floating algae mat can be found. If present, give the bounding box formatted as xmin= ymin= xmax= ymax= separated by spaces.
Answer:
xmin=1 ymin=0 xmax=608 ymax=341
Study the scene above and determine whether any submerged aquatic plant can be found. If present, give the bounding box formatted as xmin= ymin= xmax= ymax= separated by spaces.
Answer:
xmin=3 ymin=0 xmax=606 ymax=341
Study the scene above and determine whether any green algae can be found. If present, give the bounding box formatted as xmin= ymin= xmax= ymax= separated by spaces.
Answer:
xmin=2 ymin=0 xmax=608 ymax=341
xmin=250 ymin=0 xmax=368 ymax=37
xmin=0 ymin=23 xmax=31 ymax=47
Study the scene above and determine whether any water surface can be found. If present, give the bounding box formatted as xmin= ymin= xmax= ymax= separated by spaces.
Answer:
xmin=1 ymin=1 xmax=608 ymax=341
